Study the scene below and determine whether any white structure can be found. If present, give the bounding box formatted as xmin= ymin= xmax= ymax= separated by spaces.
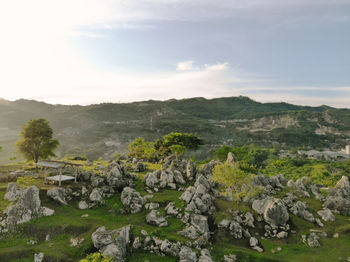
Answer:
xmin=346 ymin=145 xmax=350 ymax=155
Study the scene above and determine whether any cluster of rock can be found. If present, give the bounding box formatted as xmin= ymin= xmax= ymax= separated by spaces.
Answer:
xmin=218 ymin=211 xmax=255 ymax=240
xmin=1 ymin=183 xmax=54 ymax=229
xmin=180 ymin=175 xmax=216 ymax=215
xmin=323 ymin=176 xmax=350 ymax=215
xmin=252 ymin=197 xmax=290 ymax=238
xmin=179 ymin=214 xmax=210 ymax=248
xmin=252 ymin=174 xmax=286 ymax=195
xmin=131 ymin=158 xmax=147 ymax=173
xmin=144 ymin=168 xmax=186 ymax=190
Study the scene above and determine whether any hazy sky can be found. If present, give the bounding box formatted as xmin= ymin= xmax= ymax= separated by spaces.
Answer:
xmin=0 ymin=0 xmax=349 ymax=107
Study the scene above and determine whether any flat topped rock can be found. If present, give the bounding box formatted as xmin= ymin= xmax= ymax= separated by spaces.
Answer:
xmin=46 ymin=175 xmax=75 ymax=181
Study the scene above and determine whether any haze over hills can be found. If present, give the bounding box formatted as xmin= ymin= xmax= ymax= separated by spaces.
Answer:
xmin=0 ymin=96 xmax=349 ymax=163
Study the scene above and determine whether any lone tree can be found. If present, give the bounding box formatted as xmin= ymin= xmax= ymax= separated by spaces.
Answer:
xmin=17 ymin=118 xmax=59 ymax=168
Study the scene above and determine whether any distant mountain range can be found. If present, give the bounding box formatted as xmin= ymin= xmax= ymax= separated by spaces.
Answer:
xmin=0 ymin=96 xmax=349 ymax=163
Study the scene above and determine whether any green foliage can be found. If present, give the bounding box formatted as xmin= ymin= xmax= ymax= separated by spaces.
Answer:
xmin=16 ymin=118 xmax=59 ymax=164
xmin=155 ymin=132 xmax=203 ymax=158
xmin=212 ymin=162 xmax=260 ymax=202
xmin=79 ymin=252 xmax=112 ymax=262
xmin=128 ymin=137 xmax=157 ymax=161
xmin=215 ymin=145 xmax=270 ymax=169
xmin=162 ymin=132 xmax=203 ymax=150
xmin=169 ymin=145 xmax=187 ymax=159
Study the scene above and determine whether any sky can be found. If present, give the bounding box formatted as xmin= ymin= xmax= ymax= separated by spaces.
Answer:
xmin=0 ymin=0 xmax=349 ymax=107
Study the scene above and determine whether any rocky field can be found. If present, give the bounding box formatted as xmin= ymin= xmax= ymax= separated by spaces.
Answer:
xmin=0 ymin=155 xmax=350 ymax=262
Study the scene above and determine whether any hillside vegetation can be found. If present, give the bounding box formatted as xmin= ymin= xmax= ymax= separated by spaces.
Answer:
xmin=0 ymin=96 xmax=350 ymax=163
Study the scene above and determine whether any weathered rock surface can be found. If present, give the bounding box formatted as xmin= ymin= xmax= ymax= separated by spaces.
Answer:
xmin=91 ymin=225 xmax=131 ymax=261
xmin=2 ymin=185 xmax=54 ymax=228
xmin=179 ymin=246 xmax=197 ymax=262
xmin=317 ymin=208 xmax=335 ymax=222
xmin=146 ymin=210 xmax=168 ymax=227
xmin=290 ymin=201 xmax=315 ymax=222
xmin=121 ymin=187 xmax=144 ymax=214
xmin=47 ymin=187 xmax=71 ymax=205
xmin=323 ymin=176 xmax=350 ymax=215
xmin=4 ymin=183 xmax=23 ymax=202
xmin=252 ymin=197 xmax=289 ymax=227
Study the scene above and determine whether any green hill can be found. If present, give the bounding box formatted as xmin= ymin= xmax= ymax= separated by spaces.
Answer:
xmin=0 ymin=96 xmax=349 ymax=163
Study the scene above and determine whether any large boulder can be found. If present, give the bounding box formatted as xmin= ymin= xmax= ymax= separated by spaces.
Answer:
xmin=47 ymin=187 xmax=71 ymax=205
xmin=144 ymin=171 xmax=159 ymax=188
xmin=2 ymin=185 xmax=54 ymax=228
xmin=252 ymin=197 xmax=289 ymax=227
xmin=91 ymin=226 xmax=131 ymax=261
xmin=323 ymin=176 xmax=350 ymax=215
xmin=121 ymin=187 xmax=144 ymax=214
xmin=186 ymin=161 xmax=197 ymax=181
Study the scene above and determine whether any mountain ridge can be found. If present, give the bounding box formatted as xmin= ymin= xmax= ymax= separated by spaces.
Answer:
xmin=0 ymin=96 xmax=349 ymax=163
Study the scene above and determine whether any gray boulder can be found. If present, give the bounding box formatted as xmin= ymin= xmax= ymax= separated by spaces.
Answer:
xmin=4 ymin=183 xmax=23 ymax=202
xmin=121 ymin=187 xmax=144 ymax=214
xmin=307 ymin=233 xmax=320 ymax=247
xmin=146 ymin=210 xmax=168 ymax=227
xmin=91 ymin=225 xmax=131 ymax=261
xmin=198 ymin=249 xmax=213 ymax=262
xmin=144 ymin=171 xmax=159 ymax=188
xmin=252 ymin=197 xmax=289 ymax=227
xmin=179 ymin=246 xmax=198 ymax=262
xmin=47 ymin=187 xmax=71 ymax=205
xmin=317 ymin=208 xmax=335 ymax=222
xmin=89 ymin=188 xmax=103 ymax=203
xmin=186 ymin=161 xmax=197 ymax=181
xmin=34 ymin=252 xmax=44 ymax=262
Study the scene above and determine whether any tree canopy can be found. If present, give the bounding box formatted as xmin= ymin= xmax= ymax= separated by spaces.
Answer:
xmin=16 ymin=118 xmax=59 ymax=165
xmin=127 ymin=137 xmax=157 ymax=161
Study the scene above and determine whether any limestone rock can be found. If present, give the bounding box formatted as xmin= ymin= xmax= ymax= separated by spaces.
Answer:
xmin=317 ymin=208 xmax=335 ymax=222
xmin=4 ymin=183 xmax=23 ymax=202
xmin=47 ymin=187 xmax=71 ymax=205
xmin=146 ymin=210 xmax=168 ymax=227
xmin=121 ymin=187 xmax=144 ymax=214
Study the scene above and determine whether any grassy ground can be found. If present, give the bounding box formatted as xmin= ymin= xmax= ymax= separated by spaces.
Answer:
xmin=0 ymin=162 xmax=350 ymax=261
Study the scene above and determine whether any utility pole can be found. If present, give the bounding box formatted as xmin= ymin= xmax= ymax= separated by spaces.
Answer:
xmin=150 ymin=116 xmax=153 ymax=131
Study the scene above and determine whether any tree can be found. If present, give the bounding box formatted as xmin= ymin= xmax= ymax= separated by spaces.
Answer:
xmin=17 ymin=118 xmax=59 ymax=168
xmin=169 ymin=144 xmax=188 ymax=160
xmin=212 ymin=162 xmax=261 ymax=202
xmin=155 ymin=132 xmax=203 ymax=158
xmin=127 ymin=137 xmax=157 ymax=161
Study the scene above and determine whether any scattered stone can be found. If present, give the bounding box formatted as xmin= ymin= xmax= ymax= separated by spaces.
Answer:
xmin=34 ymin=252 xmax=44 ymax=262
xmin=146 ymin=210 xmax=168 ymax=227
xmin=317 ymin=208 xmax=335 ymax=222
xmin=179 ymin=246 xmax=197 ymax=262
xmin=70 ymin=237 xmax=84 ymax=247
xmin=252 ymin=197 xmax=289 ymax=227
xmin=223 ymin=254 xmax=237 ymax=262
xmin=249 ymin=237 xmax=263 ymax=252
xmin=307 ymin=233 xmax=320 ymax=247
xmin=78 ymin=201 xmax=89 ymax=210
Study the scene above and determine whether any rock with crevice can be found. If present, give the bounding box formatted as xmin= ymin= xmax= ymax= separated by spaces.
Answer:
xmin=91 ymin=225 xmax=131 ymax=261
xmin=121 ymin=187 xmax=144 ymax=214
xmin=47 ymin=187 xmax=71 ymax=205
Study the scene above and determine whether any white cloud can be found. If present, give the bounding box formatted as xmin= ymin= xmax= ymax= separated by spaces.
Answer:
xmin=177 ymin=61 xmax=195 ymax=71
xmin=205 ymin=62 xmax=229 ymax=71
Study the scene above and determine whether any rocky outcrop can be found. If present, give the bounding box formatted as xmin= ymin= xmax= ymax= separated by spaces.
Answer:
xmin=144 ymin=169 xmax=185 ymax=190
xmin=289 ymin=201 xmax=315 ymax=222
xmin=106 ymin=162 xmax=134 ymax=190
xmin=89 ymin=188 xmax=104 ymax=204
xmin=146 ymin=210 xmax=168 ymax=227
xmin=252 ymin=174 xmax=285 ymax=194
xmin=186 ymin=161 xmax=197 ymax=181
xmin=121 ymin=187 xmax=144 ymax=214
xmin=179 ymin=214 xmax=210 ymax=246
xmin=47 ymin=187 xmax=72 ymax=205
xmin=180 ymin=175 xmax=216 ymax=215
xmin=252 ymin=197 xmax=289 ymax=227
xmin=323 ymin=176 xmax=350 ymax=215
xmin=132 ymin=158 xmax=147 ymax=172
xmin=91 ymin=225 xmax=131 ymax=261
xmin=2 ymin=185 xmax=54 ymax=228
